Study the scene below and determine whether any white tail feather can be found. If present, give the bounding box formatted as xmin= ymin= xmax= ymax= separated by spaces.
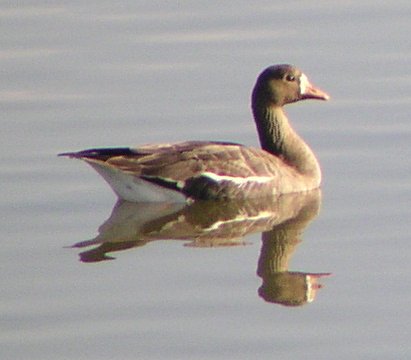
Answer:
xmin=86 ymin=161 xmax=187 ymax=203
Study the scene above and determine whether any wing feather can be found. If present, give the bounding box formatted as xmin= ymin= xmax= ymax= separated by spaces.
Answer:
xmin=64 ymin=141 xmax=302 ymax=200
xmin=103 ymin=141 xmax=281 ymax=180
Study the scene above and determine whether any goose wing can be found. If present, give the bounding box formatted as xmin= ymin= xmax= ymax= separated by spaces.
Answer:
xmin=61 ymin=141 xmax=292 ymax=200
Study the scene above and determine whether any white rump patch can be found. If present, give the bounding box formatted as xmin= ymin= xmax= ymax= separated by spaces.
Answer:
xmin=299 ymin=73 xmax=309 ymax=95
xmin=202 ymin=172 xmax=272 ymax=185
xmin=86 ymin=161 xmax=187 ymax=203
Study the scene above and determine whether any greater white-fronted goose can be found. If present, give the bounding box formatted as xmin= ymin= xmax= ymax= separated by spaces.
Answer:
xmin=60 ymin=64 xmax=329 ymax=202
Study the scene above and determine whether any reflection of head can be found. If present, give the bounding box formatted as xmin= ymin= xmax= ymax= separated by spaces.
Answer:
xmin=258 ymin=272 xmax=330 ymax=307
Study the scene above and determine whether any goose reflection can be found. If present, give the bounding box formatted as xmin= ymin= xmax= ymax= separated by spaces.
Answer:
xmin=71 ymin=189 xmax=330 ymax=306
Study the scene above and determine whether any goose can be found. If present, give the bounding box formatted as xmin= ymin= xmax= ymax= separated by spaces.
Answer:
xmin=60 ymin=64 xmax=329 ymax=203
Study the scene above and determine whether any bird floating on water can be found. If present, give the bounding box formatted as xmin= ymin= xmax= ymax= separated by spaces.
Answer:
xmin=60 ymin=64 xmax=330 ymax=203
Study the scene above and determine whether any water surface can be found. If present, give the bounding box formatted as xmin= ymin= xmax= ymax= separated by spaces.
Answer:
xmin=1 ymin=1 xmax=411 ymax=359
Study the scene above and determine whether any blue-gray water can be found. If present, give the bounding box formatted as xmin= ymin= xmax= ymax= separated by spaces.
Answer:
xmin=1 ymin=1 xmax=411 ymax=359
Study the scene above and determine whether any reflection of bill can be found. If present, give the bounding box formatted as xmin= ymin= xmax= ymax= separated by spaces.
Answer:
xmin=258 ymin=271 xmax=330 ymax=307
xmin=70 ymin=189 xmax=330 ymax=306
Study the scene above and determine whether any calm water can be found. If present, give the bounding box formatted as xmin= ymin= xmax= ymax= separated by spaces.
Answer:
xmin=2 ymin=1 xmax=411 ymax=359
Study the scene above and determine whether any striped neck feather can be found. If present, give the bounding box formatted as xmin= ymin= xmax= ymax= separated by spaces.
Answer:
xmin=252 ymin=105 xmax=320 ymax=178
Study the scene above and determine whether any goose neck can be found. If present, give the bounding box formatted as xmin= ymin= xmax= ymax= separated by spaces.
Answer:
xmin=253 ymin=105 xmax=320 ymax=179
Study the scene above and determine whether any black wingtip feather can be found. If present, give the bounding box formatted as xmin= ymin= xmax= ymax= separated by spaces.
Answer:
xmin=58 ymin=147 xmax=134 ymax=160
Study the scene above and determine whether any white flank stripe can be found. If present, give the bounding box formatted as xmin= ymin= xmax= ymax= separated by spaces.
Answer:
xmin=202 ymin=172 xmax=272 ymax=185
xmin=204 ymin=211 xmax=274 ymax=231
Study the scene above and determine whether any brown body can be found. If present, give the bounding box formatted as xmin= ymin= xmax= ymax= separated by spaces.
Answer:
xmin=60 ymin=64 xmax=329 ymax=202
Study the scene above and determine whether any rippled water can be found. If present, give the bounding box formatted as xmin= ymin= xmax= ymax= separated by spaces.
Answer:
xmin=2 ymin=1 xmax=411 ymax=359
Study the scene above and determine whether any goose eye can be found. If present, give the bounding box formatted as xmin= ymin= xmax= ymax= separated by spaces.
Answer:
xmin=285 ymin=74 xmax=296 ymax=82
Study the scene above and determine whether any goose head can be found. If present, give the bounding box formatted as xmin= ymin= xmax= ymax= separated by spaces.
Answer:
xmin=252 ymin=64 xmax=330 ymax=108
